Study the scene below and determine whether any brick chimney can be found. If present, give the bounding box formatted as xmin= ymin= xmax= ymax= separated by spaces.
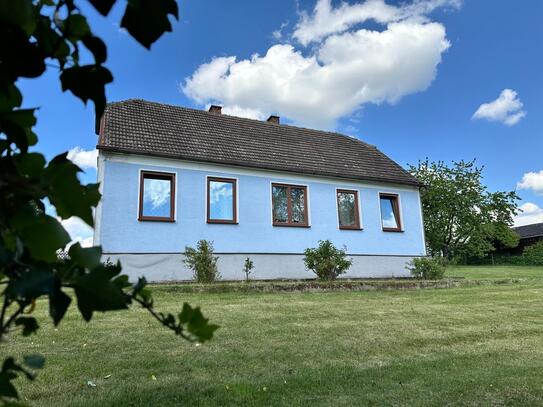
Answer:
xmin=267 ymin=115 xmax=280 ymax=124
xmin=208 ymin=105 xmax=222 ymax=114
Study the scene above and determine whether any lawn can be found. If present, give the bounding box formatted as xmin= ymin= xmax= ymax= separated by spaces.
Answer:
xmin=4 ymin=265 xmax=543 ymax=406
xmin=446 ymin=264 xmax=543 ymax=280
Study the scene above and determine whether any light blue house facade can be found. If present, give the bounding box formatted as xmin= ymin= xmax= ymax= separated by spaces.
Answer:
xmin=94 ymin=100 xmax=426 ymax=281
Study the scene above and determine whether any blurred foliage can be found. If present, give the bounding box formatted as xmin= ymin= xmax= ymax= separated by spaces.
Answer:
xmin=0 ymin=1 xmax=217 ymax=404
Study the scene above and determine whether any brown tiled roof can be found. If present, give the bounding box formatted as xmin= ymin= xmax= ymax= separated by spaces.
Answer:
xmin=513 ymin=222 xmax=543 ymax=239
xmin=97 ymin=99 xmax=421 ymax=187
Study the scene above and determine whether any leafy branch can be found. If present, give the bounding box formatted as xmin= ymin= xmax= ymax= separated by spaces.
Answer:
xmin=0 ymin=0 xmax=218 ymax=404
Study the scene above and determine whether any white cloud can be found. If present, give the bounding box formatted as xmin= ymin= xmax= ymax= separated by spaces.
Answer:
xmin=517 ymin=170 xmax=543 ymax=195
xmin=272 ymin=21 xmax=289 ymax=41
xmin=206 ymin=103 xmax=265 ymax=120
xmin=472 ymin=89 xmax=526 ymax=126
xmin=514 ymin=202 xmax=543 ymax=227
xmin=293 ymin=0 xmax=460 ymax=46
xmin=67 ymin=147 xmax=98 ymax=170
xmin=60 ymin=216 xmax=94 ymax=247
xmin=184 ymin=0 xmax=452 ymax=129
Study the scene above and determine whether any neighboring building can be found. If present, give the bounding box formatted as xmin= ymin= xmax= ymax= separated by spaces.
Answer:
xmin=94 ymin=99 xmax=426 ymax=281
xmin=512 ymin=222 xmax=543 ymax=254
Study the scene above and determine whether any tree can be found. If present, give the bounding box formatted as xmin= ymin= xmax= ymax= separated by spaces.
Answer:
xmin=0 ymin=1 xmax=217 ymax=404
xmin=408 ymin=159 xmax=519 ymax=260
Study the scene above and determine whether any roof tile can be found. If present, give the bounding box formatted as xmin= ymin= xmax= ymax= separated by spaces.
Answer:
xmin=97 ymin=99 xmax=421 ymax=187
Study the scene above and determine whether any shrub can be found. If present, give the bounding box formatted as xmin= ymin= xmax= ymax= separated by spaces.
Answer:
xmin=304 ymin=240 xmax=352 ymax=280
xmin=243 ymin=257 xmax=254 ymax=282
xmin=523 ymin=241 xmax=543 ymax=266
xmin=184 ymin=240 xmax=220 ymax=283
xmin=407 ymin=257 xmax=446 ymax=280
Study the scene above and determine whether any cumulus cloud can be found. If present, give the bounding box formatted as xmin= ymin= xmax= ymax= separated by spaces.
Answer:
xmin=472 ymin=89 xmax=526 ymax=126
xmin=184 ymin=0 xmax=453 ymax=129
xmin=60 ymin=216 xmax=94 ymax=247
xmin=517 ymin=170 xmax=543 ymax=195
xmin=67 ymin=147 xmax=98 ymax=170
xmin=293 ymin=0 xmax=460 ymax=46
xmin=514 ymin=202 xmax=543 ymax=227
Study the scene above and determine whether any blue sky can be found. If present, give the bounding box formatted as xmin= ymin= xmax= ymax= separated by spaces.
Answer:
xmin=20 ymin=0 xmax=543 ymax=242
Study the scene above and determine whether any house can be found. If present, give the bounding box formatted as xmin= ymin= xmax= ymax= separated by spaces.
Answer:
xmin=93 ymin=99 xmax=426 ymax=281
xmin=511 ymin=222 xmax=543 ymax=254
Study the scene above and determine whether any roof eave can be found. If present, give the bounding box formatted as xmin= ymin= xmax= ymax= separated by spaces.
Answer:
xmin=96 ymin=145 xmax=423 ymax=188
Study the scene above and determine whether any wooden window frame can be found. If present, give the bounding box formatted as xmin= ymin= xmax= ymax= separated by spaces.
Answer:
xmin=337 ymin=189 xmax=361 ymax=230
xmin=138 ymin=170 xmax=176 ymax=222
xmin=206 ymin=177 xmax=238 ymax=224
xmin=271 ymin=183 xmax=309 ymax=228
xmin=379 ymin=193 xmax=402 ymax=232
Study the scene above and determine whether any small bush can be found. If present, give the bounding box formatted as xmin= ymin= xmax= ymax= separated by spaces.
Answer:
xmin=407 ymin=257 xmax=446 ymax=280
xmin=523 ymin=241 xmax=543 ymax=266
xmin=304 ymin=240 xmax=352 ymax=280
xmin=184 ymin=240 xmax=220 ymax=283
xmin=243 ymin=257 xmax=254 ymax=282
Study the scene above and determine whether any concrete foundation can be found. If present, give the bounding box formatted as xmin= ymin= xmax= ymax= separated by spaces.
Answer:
xmin=102 ymin=253 xmax=419 ymax=282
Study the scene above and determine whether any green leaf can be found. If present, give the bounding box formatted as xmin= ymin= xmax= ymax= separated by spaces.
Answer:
xmin=121 ymin=0 xmax=178 ymax=49
xmin=48 ymin=289 xmax=71 ymax=326
xmin=0 ymin=0 xmax=36 ymax=35
xmin=60 ymin=65 xmax=113 ymax=118
xmin=74 ymin=266 xmax=127 ymax=321
xmin=12 ymin=209 xmax=70 ymax=262
xmin=23 ymin=355 xmax=45 ymax=370
xmin=178 ymin=303 xmax=219 ymax=342
xmin=6 ymin=267 xmax=55 ymax=300
xmin=15 ymin=317 xmax=39 ymax=336
xmin=0 ymin=108 xmax=38 ymax=151
xmin=88 ymin=0 xmax=117 ymax=16
xmin=34 ymin=15 xmax=70 ymax=60
xmin=62 ymin=14 xmax=90 ymax=41
xmin=0 ymin=83 xmax=22 ymax=111
xmin=43 ymin=154 xmax=101 ymax=226
xmin=82 ymin=35 xmax=107 ymax=64
xmin=68 ymin=243 xmax=102 ymax=270
xmin=0 ymin=24 xmax=46 ymax=81
xmin=13 ymin=152 xmax=46 ymax=179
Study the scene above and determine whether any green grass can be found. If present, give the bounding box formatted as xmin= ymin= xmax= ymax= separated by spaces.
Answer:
xmin=5 ymin=265 xmax=543 ymax=406
xmin=446 ymin=265 xmax=543 ymax=280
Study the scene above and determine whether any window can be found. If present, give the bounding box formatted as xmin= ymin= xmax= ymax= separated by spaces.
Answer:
xmin=379 ymin=193 xmax=402 ymax=232
xmin=207 ymin=177 xmax=237 ymax=224
xmin=337 ymin=189 xmax=361 ymax=230
xmin=138 ymin=171 xmax=175 ymax=222
xmin=271 ymin=183 xmax=308 ymax=227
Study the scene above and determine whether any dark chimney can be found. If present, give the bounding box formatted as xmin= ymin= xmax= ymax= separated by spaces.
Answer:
xmin=267 ymin=115 xmax=280 ymax=124
xmin=208 ymin=105 xmax=222 ymax=114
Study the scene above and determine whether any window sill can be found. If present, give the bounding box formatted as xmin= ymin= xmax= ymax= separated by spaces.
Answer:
xmin=382 ymin=228 xmax=404 ymax=233
xmin=138 ymin=217 xmax=175 ymax=223
xmin=272 ymin=223 xmax=310 ymax=228
xmin=207 ymin=220 xmax=239 ymax=225
xmin=339 ymin=227 xmax=363 ymax=231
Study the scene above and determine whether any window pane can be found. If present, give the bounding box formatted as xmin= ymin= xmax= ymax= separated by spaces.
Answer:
xmin=142 ymin=177 xmax=171 ymax=217
xmin=272 ymin=186 xmax=288 ymax=223
xmin=291 ymin=187 xmax=306 ymax=223
xmin=209 ymin=180 xmax=234 ymax=220
xmin=338 ymin=192 xmax=356 ymax=226
xmin=380 ymin=197 xmax=399 ymax=229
